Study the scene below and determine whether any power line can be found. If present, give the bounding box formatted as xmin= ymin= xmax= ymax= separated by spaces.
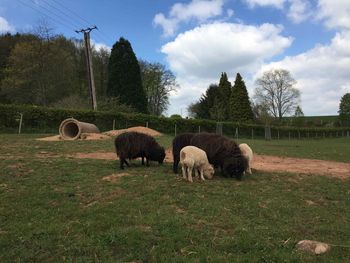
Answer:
xmin=46 ymin=0 xmax=114 ymax=44
xmin=50 ymin=0 xmax=93 ymax=26
xmin=29 ymin=0 xmax=81 ymax=29
xmin=16 ymin=0 xmax=75 ymax=31
xmin=39 ymin=0 xmax=86 ymax=28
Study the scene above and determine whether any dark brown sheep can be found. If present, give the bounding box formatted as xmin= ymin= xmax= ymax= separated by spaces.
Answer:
xmin=190 ymin=133 xmax=247 ymax=180
xmin=114 ymin=131 xmax=165 ymax=169
xmin=172 ymin=133 xmax=195 ymax=173
xmin=172 ymin=132 xmax=247 ymax=180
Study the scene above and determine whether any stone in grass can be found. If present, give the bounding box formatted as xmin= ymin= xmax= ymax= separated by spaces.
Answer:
xmin=296 ymin=240 xmax=331 ymax=255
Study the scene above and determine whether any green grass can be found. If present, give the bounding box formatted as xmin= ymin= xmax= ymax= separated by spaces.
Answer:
xmin=240 ymin=137 xmax=350 ymax=163
xmin=0 ymin=134 xmax=349 ymax=262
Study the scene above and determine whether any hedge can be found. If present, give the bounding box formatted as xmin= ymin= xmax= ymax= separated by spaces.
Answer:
xmin=1 ymin=104 xmax=349 ymax=139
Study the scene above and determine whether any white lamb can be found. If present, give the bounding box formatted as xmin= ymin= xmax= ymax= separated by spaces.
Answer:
xmin=180 ymin=146 xmax=214 ymax=182
xmin=239 ymin=143 xmax=253 ymax=174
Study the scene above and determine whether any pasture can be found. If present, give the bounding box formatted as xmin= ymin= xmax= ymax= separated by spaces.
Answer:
xmin=0 ymin=133 xmax=349 ymax=262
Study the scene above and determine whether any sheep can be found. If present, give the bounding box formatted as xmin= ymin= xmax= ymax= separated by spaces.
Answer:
xmin=190 ymin=133 xmax=247 ymax=180
xmin=239 ymin=143 xmax=253 ymax=174
xmin=114 ymin=131 xmax=165 ymax=169
xmin=180 ymin=146 xmax=214 ymax=182
xmin=172 ymin=133 xmax=195 ymax=173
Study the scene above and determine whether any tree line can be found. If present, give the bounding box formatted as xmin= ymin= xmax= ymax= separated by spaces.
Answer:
xmin=0 ymin=25 xmax=177 ymax=116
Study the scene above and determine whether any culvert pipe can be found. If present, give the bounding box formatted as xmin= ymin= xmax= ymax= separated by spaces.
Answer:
xmin=59 ymin=118 xmax=100 ymax=140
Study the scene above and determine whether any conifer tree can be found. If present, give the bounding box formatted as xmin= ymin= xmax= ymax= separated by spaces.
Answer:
xmin=229 ymin=73 xmax=254 ymax=122
xmin=107 ymin=37 xmax=148 ymax=113
xmin=217 ymin=72 xmax=232 ymax=120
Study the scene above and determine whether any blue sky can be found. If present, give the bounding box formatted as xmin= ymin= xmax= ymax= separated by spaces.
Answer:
xmin=1 ymin=0 xmax=350 ymax=117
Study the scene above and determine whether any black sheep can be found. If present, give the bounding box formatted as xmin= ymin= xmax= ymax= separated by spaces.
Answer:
xmin=172 ymin=133 xmax=195 ymax=173
xmin=114 ymin=132 xmax=165 ymax=169
xmin=190 ymin=133 xmax=247 ymax=180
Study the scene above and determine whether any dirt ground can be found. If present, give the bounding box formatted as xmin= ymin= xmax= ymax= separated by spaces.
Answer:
xmin=71 ymin=149 xmax=350 ymax=180
xmin=35 ymin=126 xmax=350 ymax=179
xmin=37 ymin=126 xmax=162 ymax=141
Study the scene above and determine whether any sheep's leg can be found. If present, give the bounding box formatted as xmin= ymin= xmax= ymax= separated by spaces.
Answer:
xmin=194 ymin=168 xmax=199 ymax=179
xmin=146 ymin=158 xmax=150 ymax=167
xmin=141 ymin=156 xmax=145 ymax=165
xmin=124 ymin=159 xmax=130 ymax=167
xmin=199 ymin=168 xmax=205 ymax=181
xmin=173 ymin=156 xmax=179 ymax=174
xmin=248 ymin=166 xmax=252 ymax=174
xmin=182 ymin=165 xmax=187 ymax=179
xmin=120 ymin=158 xmax=125 ymax=169
xmin=187 ymin=166 xmax=193 ymax=182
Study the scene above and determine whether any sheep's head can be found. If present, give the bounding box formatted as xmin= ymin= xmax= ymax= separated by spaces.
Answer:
xmin=223 ymin=156 xmax=247 ymax=180
xmin=203 ymin=164 xmax=215 ymax=179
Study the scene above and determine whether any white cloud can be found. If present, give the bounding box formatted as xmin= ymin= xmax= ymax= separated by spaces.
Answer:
xmin=163 ymin=22 xmax=293 ymax=116
xmin=316 ymin=0 xmax=350 ymax=30
xmin=162 ymin=22 xmax=292 ymax=79
xmin=243 ymin=0 xmax=285 ymax=9
xmin=91 ymin=39 xmax=111 ymax=52
xmin=0 ymin=16 xmax=15 ymax=33
xmin=287 ymin=0 xmax=312 ymax=23
xmin=255 ymin=31 xmax=350 ymax=115
xmin=153 ymin=0 xmax=225 ymax=37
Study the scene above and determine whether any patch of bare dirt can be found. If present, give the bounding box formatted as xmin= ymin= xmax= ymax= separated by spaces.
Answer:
xmin=71 ymin=149 xmax=350 ymax=179
xmin=36 ymin=135 xmax=62 ymax=141
xmin=102 ymin=173 xmax=132 ymax=183
xmin=36 ymin=126 xmax=162 ymax=141
xmin=103 ymin=126 xmax=162 ymax=137
xmin=253 ymin=155 xmax=350 ymax=180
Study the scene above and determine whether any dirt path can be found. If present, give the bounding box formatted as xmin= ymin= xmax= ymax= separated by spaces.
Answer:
xmin=70 ymin=149 xmax=350 ymax=180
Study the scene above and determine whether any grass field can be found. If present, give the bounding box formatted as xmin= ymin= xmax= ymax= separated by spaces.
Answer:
xmin=0 ymin=134 xmax=349 ymax=262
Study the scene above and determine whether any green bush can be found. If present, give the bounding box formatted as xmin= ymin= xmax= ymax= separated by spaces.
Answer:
xmin=1 ymin=104 xmax=349 ymax=139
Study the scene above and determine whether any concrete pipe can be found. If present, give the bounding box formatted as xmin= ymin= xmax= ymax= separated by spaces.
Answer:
xmin=59 ymin=118 xmax=100 ymax=140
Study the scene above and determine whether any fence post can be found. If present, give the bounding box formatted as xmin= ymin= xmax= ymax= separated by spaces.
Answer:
xmin=265 ymin=126 xmax=271 ymax=140
xmin=18 ymin=113 xmax=23 ymax=134
xmin=251 ymin=129 xmax=254 ymax=140
xmin=198 ymin=125 xmax=201 ymax=133
xmin=112 ymin=119 xmax=115 ymax=130
xmin=298 ymin=130 xmax=300 ymax=140
xmin=146 ymin=121 xmax=148 ymax=128
xmin=288 ymin=132 xmax=291 ymax=140
xmin=235 ymin=127 xmax=238 ymax=141
xmin=174 ymin=124 xmax=177 ymax=137
xmin=278 ymin=130 xmax=280 ymax=140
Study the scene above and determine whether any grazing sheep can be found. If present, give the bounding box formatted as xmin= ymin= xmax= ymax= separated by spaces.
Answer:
xmin=239 ymin=143 xmax=253 ymax=174
xmin=180 ymin=146 xmax=214 ymax=182
xmin=172 ymin=133 xmax=195 ymax=173
xmin=114 ymin=131 xmax=165 ymax=169
xmin=190 ymin=133 xmax=247 ymax=180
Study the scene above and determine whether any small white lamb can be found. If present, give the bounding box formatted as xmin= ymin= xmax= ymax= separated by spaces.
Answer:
xmin=239 ymin=143 xmax=253 ymax=174
xmin=180 ymin=146 xmax=214 ymax=182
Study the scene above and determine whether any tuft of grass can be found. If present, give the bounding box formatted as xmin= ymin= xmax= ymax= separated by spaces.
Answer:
xmin=0 ymin=134 xmax=349 ymax=262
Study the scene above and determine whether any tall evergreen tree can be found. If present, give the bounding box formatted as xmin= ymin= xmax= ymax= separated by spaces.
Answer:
xmin=107 ymin=37 xmax=148 ymax=113
xmin=229 ymin=73 xmax=254 ymax=122
xmin=338 ymin=93 xmax=350 ymax=126
xmin=217 ymin=72 xmax=231 ymax=120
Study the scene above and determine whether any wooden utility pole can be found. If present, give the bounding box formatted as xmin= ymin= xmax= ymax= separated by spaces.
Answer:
xmin=75 ymin=26 xmax=97 ymax=110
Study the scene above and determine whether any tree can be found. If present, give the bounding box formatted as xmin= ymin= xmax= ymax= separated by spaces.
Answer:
xmin=338 ymin=93 xmax=350 ymax=125
xmin=294 ymin=105 xmax=304 ymax=117
xmin=107 ymin=37 xmax=148 ymax=113
xmin=229 ymin=73 xmax=254 ymax=122
xmin=254 ymin=69 xmax=300 ymax=119
xmin=187 ymin=84 xmax=219 ymax=119
xmin=139 ymin=60 xmax=178 ymax=116
xmin=216 ymin=72 xmax=231 ymax=120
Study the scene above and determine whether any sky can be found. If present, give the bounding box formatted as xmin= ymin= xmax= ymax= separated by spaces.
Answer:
xmin=1 ymin=0 xmax=350 ymax=117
